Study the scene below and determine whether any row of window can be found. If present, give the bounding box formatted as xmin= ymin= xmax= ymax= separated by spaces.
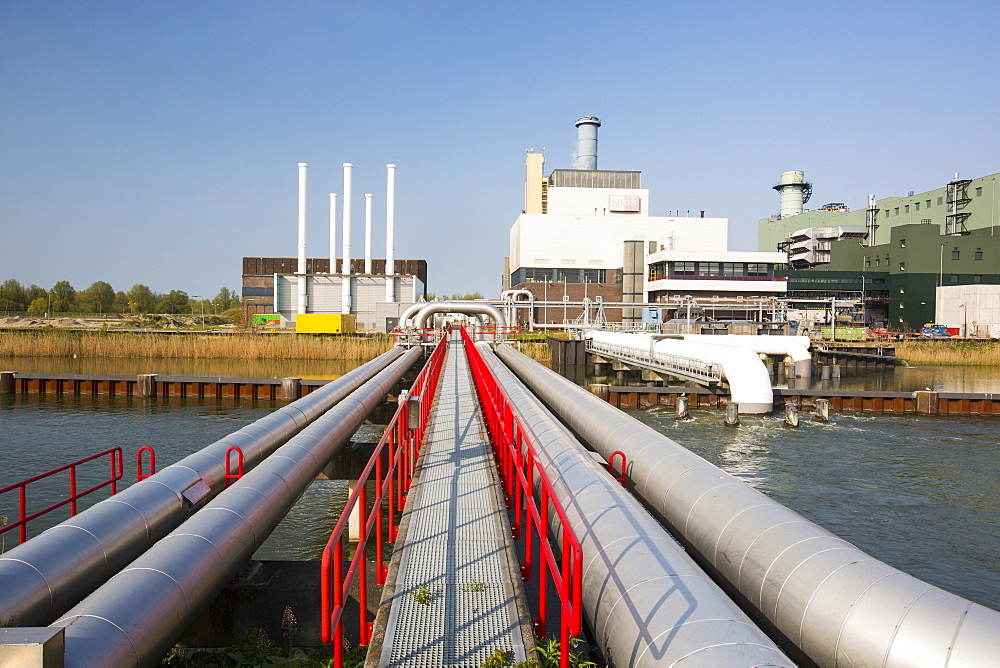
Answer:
xmin=792 ymin=277 xmax=886 ymax=285
xmin=887 ymin=187 xmax=986 ymax=217
xmin=520 ymin=267 xmax=609 ymax=284
xmin=649 ymin=261 xmax=774 ymax=281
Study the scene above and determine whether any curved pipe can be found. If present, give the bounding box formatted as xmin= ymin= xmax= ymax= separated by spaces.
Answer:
xmin=682 ymin=334 xmax=813 ymax=378
xmin=413 ymin=301 xmax=507 ymax=329
xmin=399 ymin=301 xmax=427 ymax=326
xmin=0 ymin=347 xmax=406 ymax=627
xmin=52 ymin=347 xmax=423 ymax=667
xmin=496 ymin=345 xmax=1000 ymax=667
xmin=476 ymin=343 xmax=792 ymax=666
xmin=588 ymin=330 xmax=773 ymax=413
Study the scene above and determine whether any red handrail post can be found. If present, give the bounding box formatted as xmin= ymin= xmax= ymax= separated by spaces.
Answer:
xmin=609 ymin=450 xmax=627 ymax=487
xmin=137 ymin=446 xmax=156 ymax=481
xmin=225 ymin=446 xmax=244 ymax=487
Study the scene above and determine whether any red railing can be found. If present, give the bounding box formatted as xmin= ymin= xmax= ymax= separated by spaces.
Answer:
xmin=320 ymin=330 xmax=449 ymax=665
xmin=461 ymin=327 xmax=583 ymax=668
xmin=608 ymin=451 xmax=627 ymax=487
xmin=137 ymin=446 xmax=156 ymax=481
xmin=0 ymin=448 xmax=124 ymax=545
xmin=225 ymin=446 xmax=244 ymax=487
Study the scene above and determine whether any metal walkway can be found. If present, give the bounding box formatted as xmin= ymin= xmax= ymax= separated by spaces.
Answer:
xmin=376 ymin=336 xmax=527 ymax=666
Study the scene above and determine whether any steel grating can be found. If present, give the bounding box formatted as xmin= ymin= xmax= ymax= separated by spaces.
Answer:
xmin=379 ymin=337 xmax=526 ymax=667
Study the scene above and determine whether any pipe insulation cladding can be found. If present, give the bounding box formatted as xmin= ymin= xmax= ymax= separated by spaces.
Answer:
xmin=0 ymin=347 xmax=407 ymax=628
xmin=586 ymin=330 xmax=774 ymax=413
xmin=495 ymin=345 xmax=1000 ymax=667
xmin=679 ymin=334 xmax=814 ymax=379
xmin=412 ymin=301 xmax=508 ymax=330
xmin=51 ymin=347 xmax=423 ymax=667
xmin=475 ymin=343 xmax=793 ymax=667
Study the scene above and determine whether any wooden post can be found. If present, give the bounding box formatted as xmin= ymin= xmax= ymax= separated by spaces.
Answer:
xmin=137 ymin=374 xmax=158 ymax=397
xmin=675 ymin=396 xmax=689 ymax=420
xmin=915 ymin=390 xmax=939 ymax=415
xmin=281 ymin=377 xmax=302 ymax=401
xmin=588 ymin=384 xmax=610 ymax=402
xmin=814 ymin=398 xmax=830 ymax=422
xmin=725 ymin=402 xmax=739 ymax=427
xmin=784 ymin=404 xmax=799 ymax=428
xmin=0 ymin=371 xmax=14 ymax=395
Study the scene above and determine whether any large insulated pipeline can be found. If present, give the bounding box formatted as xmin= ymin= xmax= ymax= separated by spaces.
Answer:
xmin=680 ymin=334 xmax=813 ymax=378
xmin=475 ymin=343 xmax=792 ymax=667
xmin=588 ymin=330 xmax=773 ymax=413
xmin=52 ymin=346 xmax=423 ymax=667
xmin=0 ymin=347 xmax=406 ymax=627
xmin=496 ymin=345 xmax=1000 ymax=666
xmin=413 ymin=301 xmax=508 ymax=329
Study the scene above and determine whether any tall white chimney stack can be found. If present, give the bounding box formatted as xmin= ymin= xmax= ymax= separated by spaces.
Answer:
xmin=329 ymin=193 xmax=337 ymax=269
xmin=364 ymin=193 xmax=373 ymax=275
xmin=297 ymin=163 xmax=308 ymax=315
xmin=341 ymin=163 xmax=353 ymax=315
xmin=573 ymin=116 xmax=601 ymax=170
xmin=385 ymin=164 xmax=396 ymax=303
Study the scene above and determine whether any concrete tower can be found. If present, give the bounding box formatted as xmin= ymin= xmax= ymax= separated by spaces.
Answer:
xmin=773 ymin=170 xmax=813 ymax=219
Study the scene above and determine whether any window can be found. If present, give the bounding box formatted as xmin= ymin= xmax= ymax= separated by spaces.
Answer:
xmin=524 ymin=268 xmax=552 ymax=282
xmin=904 ymin=205 xmax=910 ymax=213
xmin=747 ymin=263 xmax=770 ymax=276
xmin=952 ymin=249 xmax=960 ymax=260
xmin=899 ymin=303 xmax=905 ymax=309
xmin=974 ymin=275 xmax=983 ymax=283
xmin=950 ymin=275 xmax=959 ymax=283
xmin=876 ymin=258 xmax=881 ymax=267
xmin=937 ymin=196 xmax=943 ymax=205
xmin=673 ymin=261 xmax=695 ymax=275
xmin=976 ymin=187 xmax=983 ymax=196
xmin=894 ymin=207 xmax=899 ymax=215
xmin=899 ymin=285 xmax=905 ymax=294
xmin=926 ymin=199 xmax=931 ymax=207
xmin=899 ymin=262 xmax=906 ymax=271
xmin=582 ymin=269 xmax=606 ymax=283
xmin=900 ymin=239 xmax=906 ymax=248
xmin=885 ymin=255 xmax=890 ymax=266
xmin=915 ymin=202 xmax=920 ymax=211
xmin=975 ymin=250 xmax=983 ymax=260
xmin=865 ymin=259 xmax=871 ymax=268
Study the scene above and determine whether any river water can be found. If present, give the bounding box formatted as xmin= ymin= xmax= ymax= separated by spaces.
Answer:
xmin=1 ymin=356 xmax=998 ymax=612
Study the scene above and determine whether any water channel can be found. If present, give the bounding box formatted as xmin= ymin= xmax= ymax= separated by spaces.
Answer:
xmin=1 ymin=355 xmax=998 ymax=612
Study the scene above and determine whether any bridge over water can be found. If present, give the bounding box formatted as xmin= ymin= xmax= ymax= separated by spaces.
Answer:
xmin=1 ymin=327 xmax=998 ymax=667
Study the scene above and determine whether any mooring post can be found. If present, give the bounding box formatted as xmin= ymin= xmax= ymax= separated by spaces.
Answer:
xmin=814 ymin=398 xmax=830 ymax=422
xmin=281 ymin=377 xmax=302 ymax=401
xmin=137 ymin=374 xmax=158 ymax=397
xmin=589 ymin=383 xmax=609 ymax=402
xmin=915 ymin=390 xmax=939 ymax=415
xmin=725 ymin=402 xmax=739 ymax=427
xmin=784 ymin=404 xmax=799 ymax=428
xmin=821 ymin=365 xmax=832 ymax=380
xmin=832 ymin=364 xmax=841 ymax=379
xmin=0 ymin=371 xmax=14 ymax=395
xmin=675 ymin=396 xmax=689 ymax=420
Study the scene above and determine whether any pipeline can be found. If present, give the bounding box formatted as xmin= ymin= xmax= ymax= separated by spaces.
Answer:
xmin=51 ymin=346 xmax=423 ymax=667
xmin=495 ymin=344 xmax=1000 ymax=666
xmin=475 ymin=343 xmax=792 ymax=666
xmin=680 ymin=334 xmax=813 ymax=378
xmin=0 ymin=347 xmax=407 ymax=627
xmin=588 ymin=330 xmax=773 ymax=413
xmin=412 ymin=300 xmax=507 ymax=329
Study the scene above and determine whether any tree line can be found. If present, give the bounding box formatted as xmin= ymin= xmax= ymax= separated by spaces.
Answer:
xmin=0 ymin=279 xmax=241 ymax=316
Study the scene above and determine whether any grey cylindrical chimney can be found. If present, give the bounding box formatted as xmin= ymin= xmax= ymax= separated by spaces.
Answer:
xmin=574 ymin=116 xmax=601 ymax=170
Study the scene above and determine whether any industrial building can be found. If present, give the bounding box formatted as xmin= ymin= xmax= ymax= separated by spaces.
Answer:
xmin=758 ymin=170 xmax=1000 ymax=331
xmin=505 ymin=117 xmax=786 ymax=326
xmin=241 ymin=163 xmax=428 ymax=333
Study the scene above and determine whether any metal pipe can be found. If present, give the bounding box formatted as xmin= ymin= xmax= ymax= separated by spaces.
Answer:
xmin=399 ymin=301 xmax=426 ymax=327
xmin=681 ymin=334 xmax=813 ymax=379
xmin=385 ymin=164 xmax=396 ymax=302
xmin=413 ymin=301 xmax=507 ymax=330
xmin=364 ymin=193 xmax=373 ymax=275
xmin=476 ymin=344 xmax=792 ymax=666
xmin=51 ymin=347 xmax=423 ymax=667
xmin=0 ymin=347 xmax=406 ymax=627
xmin=297 ymin=162 xmax=308 ymax=315
xmin=495 ymin=345 xmax=1000 ymax=666
xmin=342 ymin=163 xmax=353 ymax=315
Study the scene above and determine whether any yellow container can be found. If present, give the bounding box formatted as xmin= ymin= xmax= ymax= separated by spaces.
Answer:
xmin=295 ymin=313 xmax=357 ymax=334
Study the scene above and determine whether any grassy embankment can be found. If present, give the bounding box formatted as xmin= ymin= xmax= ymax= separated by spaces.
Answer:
xmin=0 ymin=330 xmax=555 ymax=363
xmin=0 ymin=330 xmax=393 ymax=360
xmin=893 ymin=340 xmax=1000 ymax=366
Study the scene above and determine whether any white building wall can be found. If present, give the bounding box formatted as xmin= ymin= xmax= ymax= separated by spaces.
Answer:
xmin=276 ymin=274 xmax=418 ymax=332
xmin=936 ymin=285 xmax=1000 ymax=338
xmin=509 ymin=213 xmax=728 ymax=273
xmin=546 ymin=187 xmax=650 ymax=216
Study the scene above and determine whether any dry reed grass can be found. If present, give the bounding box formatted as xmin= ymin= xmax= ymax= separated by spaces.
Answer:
xmin=894 ymin=340 xmax=1000 ymax=365
xmin=512 ymin=341 xmax=551 ymax=364
xmin=0 ymin=331 xmax=393 ymax=360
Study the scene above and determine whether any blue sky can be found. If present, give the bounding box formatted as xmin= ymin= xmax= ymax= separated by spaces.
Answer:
xmin=3 ymin=1 xmax=998 ymax=298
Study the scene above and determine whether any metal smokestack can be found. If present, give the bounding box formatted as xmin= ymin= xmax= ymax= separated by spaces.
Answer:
xmin=364 ymin=193 xmax=373 ymax=274
xmin=297 ymin=162 xmax=308 ymax=315
xmin=773 ymin=170 xmax=813 ymax=219
xmin=573 ymin=116 xmax=601 ymax=170
xmin=329 ymin=193 xmax=337 ymax=269
xmin=341 ymin=163 xmax=353 ymax=314
xmin=385 ymin=164 xmax=396 ymax=303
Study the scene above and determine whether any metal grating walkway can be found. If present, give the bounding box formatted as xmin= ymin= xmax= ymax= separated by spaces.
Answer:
xmin=376 ymin=336 xmax=527 ymax=667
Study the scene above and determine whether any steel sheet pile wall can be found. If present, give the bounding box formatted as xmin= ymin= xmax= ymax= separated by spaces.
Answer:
xmin=0 ymin=347 xmax=405 ymax=628
xmin=51 ymin=347 xmax=423 ymax=667
xmin=496 ymin=345 xmax=1000 ymax=666
xmin=475 ymin=343 xmax=792 ymax=667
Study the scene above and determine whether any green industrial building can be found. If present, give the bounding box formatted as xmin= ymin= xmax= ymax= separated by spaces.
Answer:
xmin=759 ymin=172 xmax=1000 ymax=331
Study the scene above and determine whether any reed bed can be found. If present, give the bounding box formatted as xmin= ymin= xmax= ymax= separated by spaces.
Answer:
xmin=0 ymin=331 xmax=393 ymax=360
xmin=512 ymin=341 xmax=551 ymax=364
xmin=894 ymin=340 xmax=1000 ymax=366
